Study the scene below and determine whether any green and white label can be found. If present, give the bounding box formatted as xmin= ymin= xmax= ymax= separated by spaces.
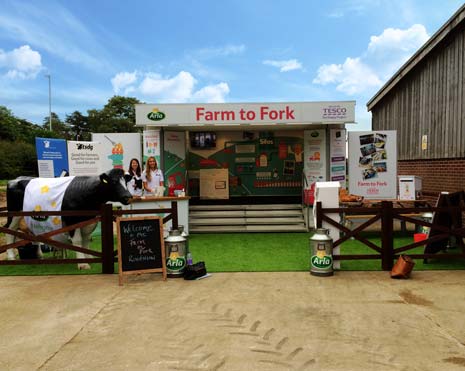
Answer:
xmin=311 ymin=255 xmax=333 ymax=269
xmin=147 ymin=109 xmax=166 ymax=121
xmin=166 ymin=257 xmax=185 ymax=271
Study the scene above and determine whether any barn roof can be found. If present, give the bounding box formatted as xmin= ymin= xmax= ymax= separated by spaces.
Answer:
xmin=367 ymin=4 xmax=465 ymax=111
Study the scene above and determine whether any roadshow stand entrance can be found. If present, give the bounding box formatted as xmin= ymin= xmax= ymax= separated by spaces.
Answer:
xmin=116 ymin=216 xmax=167 ymax=285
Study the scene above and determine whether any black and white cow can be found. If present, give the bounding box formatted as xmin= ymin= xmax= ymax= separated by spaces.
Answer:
xmin=5 ymin=168 xmax=132 ymax=269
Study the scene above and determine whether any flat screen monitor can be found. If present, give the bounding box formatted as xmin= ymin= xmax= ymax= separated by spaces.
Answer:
xmin=190 ymin=132 xmax=216 ymax=149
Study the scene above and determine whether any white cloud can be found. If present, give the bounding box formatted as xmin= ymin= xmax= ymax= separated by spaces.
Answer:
xmin=139 ymin=71 xmax=196 ymax=102
xmin=111 ymin=70 xmax=230 ymax=103
xmin=192 ymin=82 xmax=230 ymax=103
xmin=0 ymin=45 xmax=42 ymax=79
xmin=368 ymin=24 xmax=429 ymax=54
xmin=313 ymin=24 xmax=429 ymax=95
xmin=314 ymin=57 xmax=382 ymax=95
xmin=0 ymin=2 xmax=111 ymax=71
xmin=263 ymin=59 xmax=303 ymax=72
xmin=111 ymin=71 xmax=138 ymax=94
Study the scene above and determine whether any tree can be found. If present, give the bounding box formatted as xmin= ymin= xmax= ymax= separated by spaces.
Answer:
xmin=0 ymin=106 xmax=20 ymax=141
xmin=0 ymin=140 xmax=37 ymax=178
xmin=65 ymin=111 xmax=90 ymax=140
xmin=42 ymin=112 xmax=72 ymax=139
xmin=89 ymin=96 xmax=141 ymax=133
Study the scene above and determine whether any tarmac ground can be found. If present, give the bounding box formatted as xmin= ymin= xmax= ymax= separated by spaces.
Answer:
xmin=1 ymin=270 xmax=465 ymax=370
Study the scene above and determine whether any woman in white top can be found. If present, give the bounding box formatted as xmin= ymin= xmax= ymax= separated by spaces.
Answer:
xmin=142 ymin=156 xmax=164 ymax=195
xmin=126 ymin=158 xmax=143 ymax=197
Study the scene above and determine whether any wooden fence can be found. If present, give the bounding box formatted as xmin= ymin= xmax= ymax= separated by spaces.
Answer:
xmin=0 ymin=202 xmax=179 ymax=274
xmin=315 ymin=200 xmax=465 ymax=270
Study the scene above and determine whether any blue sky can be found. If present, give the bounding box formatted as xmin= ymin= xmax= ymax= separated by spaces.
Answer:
xmin=0 ymin=0 xmax=463 ymax=131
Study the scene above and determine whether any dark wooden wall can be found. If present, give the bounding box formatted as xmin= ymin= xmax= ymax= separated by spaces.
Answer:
xmin=371 ymin=24 xmax=465 ymax=160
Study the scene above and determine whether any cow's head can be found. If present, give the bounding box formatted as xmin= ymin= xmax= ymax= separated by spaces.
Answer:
xmin=100 ymin=168 xmax=133 ymax=205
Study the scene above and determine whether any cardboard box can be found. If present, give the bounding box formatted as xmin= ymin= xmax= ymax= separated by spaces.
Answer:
xmin=200 ymin=169 xmax=229 ymax=199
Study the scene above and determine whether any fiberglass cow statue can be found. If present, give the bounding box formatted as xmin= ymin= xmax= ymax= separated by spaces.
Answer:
xmin=5 ymin=168 xmax=132 ymax=269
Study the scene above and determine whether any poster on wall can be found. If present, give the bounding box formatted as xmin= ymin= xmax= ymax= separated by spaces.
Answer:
xmin=92 ymin=133 xmax=141 ymax=172
xmin=35 ymin=137 xmax=69 ymax=177
xmin=143 ymin=130 xmax=161 ymax=168
xmin=67 ymin=141 xmax=103 ymax=176
xmin=164 ymin=131 xmax=186 ymax=196
xmin=330 ymin=129 xmax=347 ymax=188
xmin=348 ymin=131 xmax=397 ymax=199
xmin=304 ymin=129 xmax=327 ymax=190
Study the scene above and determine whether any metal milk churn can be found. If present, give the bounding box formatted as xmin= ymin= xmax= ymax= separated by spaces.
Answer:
xmin=164 ymin=229 xmax=187 ymax=277
xmin=310 ymin=228 xmax=334 ymax=276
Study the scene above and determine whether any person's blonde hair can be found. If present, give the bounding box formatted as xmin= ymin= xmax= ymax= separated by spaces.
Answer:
xmin=145 ymin=156 xmax=158 ymax=181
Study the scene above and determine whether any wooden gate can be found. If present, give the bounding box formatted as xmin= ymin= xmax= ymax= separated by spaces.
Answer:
xmin=315 ymin=194 xmax=465 ymax=270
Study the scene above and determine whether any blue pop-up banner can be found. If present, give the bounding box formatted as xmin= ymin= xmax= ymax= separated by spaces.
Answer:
xmin=35 ymin=137 xmax=69 ymax=177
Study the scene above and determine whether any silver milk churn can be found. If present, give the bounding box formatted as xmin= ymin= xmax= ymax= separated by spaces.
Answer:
xmin=310 ymin=228 xmax=334 ymax=277
xmin=164 ymin=229 xmax=187 ymax=277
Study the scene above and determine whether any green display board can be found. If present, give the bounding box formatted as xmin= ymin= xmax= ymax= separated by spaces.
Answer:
xmin=186 ymin=131 xmax=304 ymax=197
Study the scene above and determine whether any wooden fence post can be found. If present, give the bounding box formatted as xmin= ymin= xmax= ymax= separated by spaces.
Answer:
xmin=171 ymin=201 xmax=178 ymax=230
xmin=101 ymin=203 xmax=114 ymax=274
xmin=381 ymin=201 xmax=394 ymax=271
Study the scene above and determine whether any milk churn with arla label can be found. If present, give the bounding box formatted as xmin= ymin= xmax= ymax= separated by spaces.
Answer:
xmin=164 ymin=229 xmax=186 ymax=277
xmin=310 ymin=228 xmax=334 ymax=276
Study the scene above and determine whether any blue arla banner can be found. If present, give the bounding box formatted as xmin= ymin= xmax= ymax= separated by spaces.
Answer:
xmin=35 ymin=137 xmax=69 ymax=177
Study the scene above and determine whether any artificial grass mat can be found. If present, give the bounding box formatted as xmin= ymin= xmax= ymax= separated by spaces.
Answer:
xmin=1 ymin=231 xmax=464 ymax=275
xmin=189 ymin=232 xmax=465 ymax=272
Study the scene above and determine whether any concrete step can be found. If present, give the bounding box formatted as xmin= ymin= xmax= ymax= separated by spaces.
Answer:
xmin=190 ymin=204 xmax=302 ymax=211
xmin=245 ymin=217 xmax=304 ymax=224
xmin=189 ymin=203 xmax=308 ymax=233
xmin=189 ymin=224 xmax=309 ymax=233
xmin=190 ymin=210 xmax=303 ymax=218
xmin=190 ymin=216 xmax=305 ymax=226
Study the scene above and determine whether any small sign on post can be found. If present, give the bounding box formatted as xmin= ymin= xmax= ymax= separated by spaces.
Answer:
xmin=116 ymin=216 xmax=167 ymax=285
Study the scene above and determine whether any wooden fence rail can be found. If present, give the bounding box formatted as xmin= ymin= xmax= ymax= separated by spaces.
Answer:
xmin=0 ymin=201 xmax=178 ymax=274
xmin=315 ymin=200 xmax=465 ymax=270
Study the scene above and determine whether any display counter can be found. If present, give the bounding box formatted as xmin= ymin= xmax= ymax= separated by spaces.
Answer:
xmin=129 ymin=196 xmax=190 ymax=235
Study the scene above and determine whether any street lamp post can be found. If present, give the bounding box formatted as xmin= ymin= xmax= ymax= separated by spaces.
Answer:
xmin=45 ymin=74 xmax=52 ymax=131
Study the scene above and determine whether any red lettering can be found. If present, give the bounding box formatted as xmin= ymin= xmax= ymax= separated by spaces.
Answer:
xmin=260 ymin=106 xmax=295 ymax=121
xmin=196 ymin=107 xmax=205 ymax=120
xmin=196 ymin=108 xmax=235 ymax=121
xmin=286 ymin=106 xmax=295 ymax=120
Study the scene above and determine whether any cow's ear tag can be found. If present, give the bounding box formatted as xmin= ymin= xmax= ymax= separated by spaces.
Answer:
xmin=100 ymin=173 xmax=110 ymax=184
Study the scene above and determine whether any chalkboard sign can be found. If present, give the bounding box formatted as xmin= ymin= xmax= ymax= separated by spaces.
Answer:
xmin=116 ymin=216 xmax=167 ymax=285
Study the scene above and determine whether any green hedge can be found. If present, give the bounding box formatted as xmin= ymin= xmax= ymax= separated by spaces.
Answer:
xmin=0 ymin=140 xmax=38 ymax=179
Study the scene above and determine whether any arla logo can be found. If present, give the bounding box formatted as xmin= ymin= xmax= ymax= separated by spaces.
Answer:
xmin=147 ymin=108 xmax=166 ymax=121
xmin=166 ymin=256 xmax=185 ymax=271
xmin=311 ymin=255 xmax=332 ymax=269
xmin=310 ymin=131 xmax=319 ymax=138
